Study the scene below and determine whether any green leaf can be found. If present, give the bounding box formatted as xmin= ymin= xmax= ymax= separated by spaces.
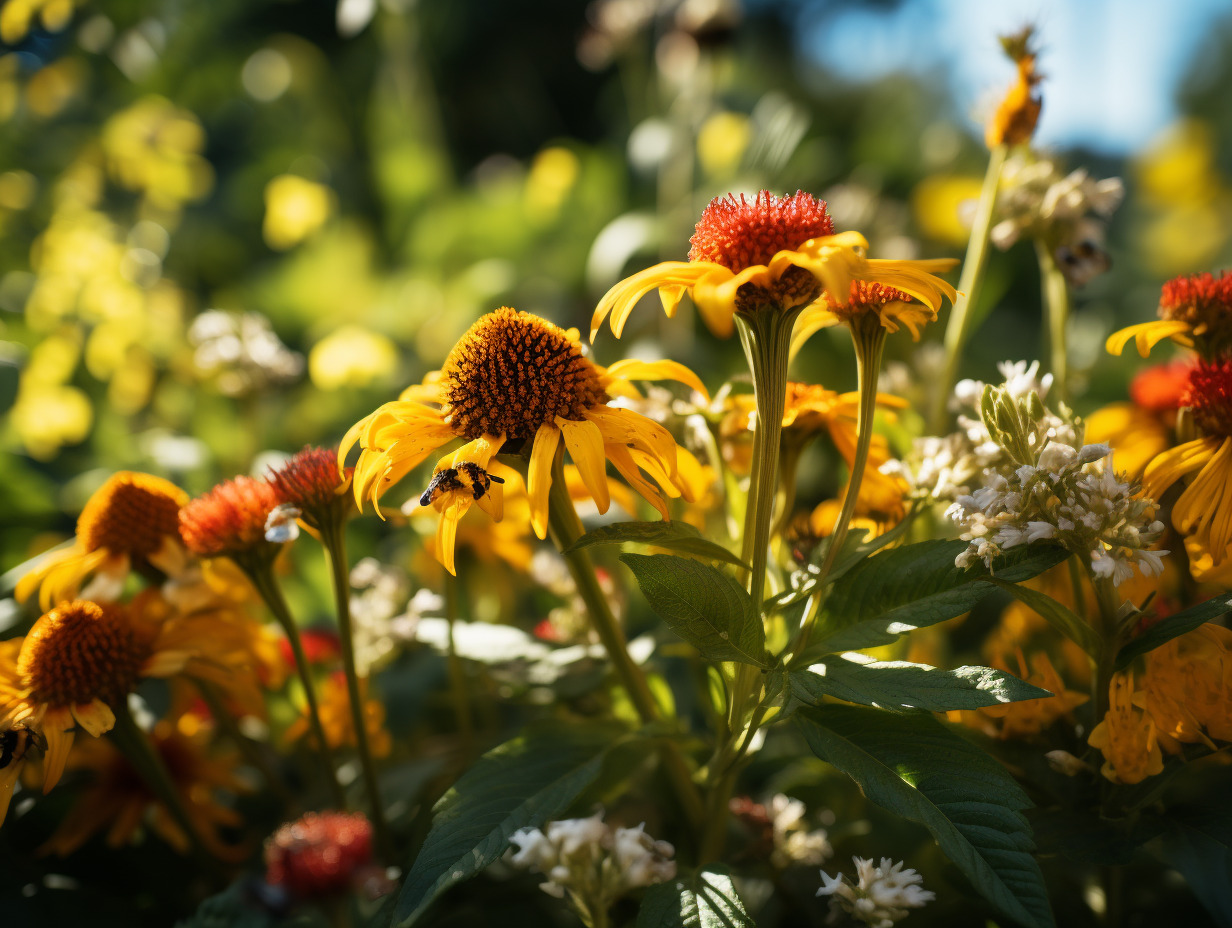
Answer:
xmin=566 ymin=520 xmax=749 ymax=568
xmin=987 ymin=578 xmax=1101 ymax=657
xmin=785 ymin=654 xmax=1053 ymax=713
xmin=393 ymin=722 xmax=627 ymax=927
xmin=637 ymin=866 xmax=754 ymax=928
xmin=621 ymin=553 xmax=767 ymax=666
xmin=1148 ymin=803 xmax=1232 ymax=925
xmin=796 ymin=704 xmax=1054 ymax=928
xmin=804 ymin=540 xmax=1069 ymax=655
xmin=1115 ymin=593 xmax=1232 ymax=669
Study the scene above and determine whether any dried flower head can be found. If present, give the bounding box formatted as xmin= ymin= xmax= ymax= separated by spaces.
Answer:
xmin=268 ymin=445 xmax=352 ymax=530
xmin=986 ymin=26 xmax=1042 ymax=148
xmin=179 ymin=475 xmax=283 ymax=560
xmin=265 ymin=811 xmax=374 ymax=897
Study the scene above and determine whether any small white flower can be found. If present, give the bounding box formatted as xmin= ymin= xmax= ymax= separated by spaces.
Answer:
xmin=818 ymin=856 xmax=935 ymax=927
xmin=264 ymin=504 xmax=301 ymax=543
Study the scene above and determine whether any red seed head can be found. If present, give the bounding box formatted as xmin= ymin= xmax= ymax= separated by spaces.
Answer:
xmin=265 ymin=811 xmax=374 ymax=898
xmin=688 ymin=191 xmax=833 ymax=272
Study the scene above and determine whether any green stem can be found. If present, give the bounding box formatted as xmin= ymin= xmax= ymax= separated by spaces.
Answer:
xmin=322 ymin=519 xmax=393 ymax=856
xmin=110 ymin=699 xmax=211 ymax=862
xmin=196 ymin=680 xmax=293 ymax=807
xmin=1036 ymin=238 xmax=1071 ymax=405
xmin=443 ymin=569 xmax=475 ymax=756
xmin=932 ymin=144 xmax=1008 ymax=433
xmin=243 ymin=559 xmax=347 ymax=808
xmin=544 ymin=453 xmax=706 ymax=830
xmin=817 ymin=319 xmax=888 ymax=579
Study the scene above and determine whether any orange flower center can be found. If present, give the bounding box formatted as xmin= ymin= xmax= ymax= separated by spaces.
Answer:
xmin=1181 ymin=359 xmax=1232 ymax=437
xmin=77 ymin=472 xmax=187 ymax=560
xmin=1157 ymin=271 xmax=1232 ymax=332
xmin=179 ymin=475 xmax=283 ymax=558
xmin=18 ymin=601 xmax=147 ymax=707
xmin=824 ymin=280 xmax=914 ymax=315
xmin=441 ymin=307 xmax=608 ymax=441
xmin=688 ymin=191 xmax=833 ymax=272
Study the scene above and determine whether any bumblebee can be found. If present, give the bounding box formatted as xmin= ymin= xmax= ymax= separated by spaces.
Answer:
xmin=419 ymin=461 xmax=505 ymax=507
xmin=0 ymin=726 xmax=45 ymax=771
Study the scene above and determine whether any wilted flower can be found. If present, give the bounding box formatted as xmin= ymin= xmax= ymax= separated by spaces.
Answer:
xmin=817 ymin=856 xmax=935 ymax=927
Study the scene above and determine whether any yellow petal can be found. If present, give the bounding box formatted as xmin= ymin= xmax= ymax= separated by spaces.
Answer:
xmin=435 ymin=500 xmax=467 ymax=576
xmin=1142 ymin=436 xmax=1220 ymax=503
xmin=41 ymin=719 xmax=74 ymax=793
xmin=586 ymin=406 xmax=678 ymax=478
xmin=603 ymin=358 xmax=711 ymax=403
xmin=604 ymin=442 xmax=669 ymax=520
xmin=591 ymin=261 xmax=719 ymax=341
xmin=557 ymin=416 xmax=610 ymax=514
xmin=1105 ymin=320 xmax=1193 ymax=358
xmin=70 ymin=698 xmax=116 ymax=737
xmin=528 ymin=423 xmax=561 ymax=539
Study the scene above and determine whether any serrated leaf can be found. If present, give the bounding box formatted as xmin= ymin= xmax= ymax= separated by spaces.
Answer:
xmin=622 ymin=553 xmax=767 ymax=666
xmin=393 ymin=722 xmax=627 ymax=927
xmin=1115 ymin=593 xmax=1232 ymax=669
xmin=566 ymin=520 xmax=749 ymax=568
xmin=804 ymin=540 xmax=1068 ymax=655
xmin=1148 ymin=803 xmax=1232 ymax=925
xmin=987 ymin=578 xmax=1101 ymax=657
xmin=637 ymin=866 xmax=754 ymax=928
xmin=786 ymin=654 xmax=1053 ymax=712
xmin=796 ymin=704 xmax=1054 ymax=928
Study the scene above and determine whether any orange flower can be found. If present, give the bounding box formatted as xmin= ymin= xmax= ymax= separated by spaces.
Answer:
xmin=985 ymin=28 xmax=1042 ymax=148
xmin=284 ymin=671 xmax=390 ymax=758
xmin=1107 ymin=270 xmax=1232 ymax=359
xmin=1088 ymin=674 xmax=1164 ymax=784
xmin=179 ymin=475 xmax=283 ymax=561
xmin=17 ymin=471 xmax=189 ymax=611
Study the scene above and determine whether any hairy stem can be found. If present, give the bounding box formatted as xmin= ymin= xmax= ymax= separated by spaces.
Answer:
xmin=322 ymin=518 xmax=392 ymax=856
xmin=243 ymin=559 xmax=347 ymax=808
xmin=932 ymin=144 xmax=1008 ymax=433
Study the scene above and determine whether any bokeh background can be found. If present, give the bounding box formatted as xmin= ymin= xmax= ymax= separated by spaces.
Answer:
xmin=2 ymin=0 xmax=1230 ymax=592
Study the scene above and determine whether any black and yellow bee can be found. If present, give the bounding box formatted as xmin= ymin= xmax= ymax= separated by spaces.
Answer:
xmin=419 ymin=462 xmax=504 ymax=507
xmin=0 ymin=726 xmax=45 ymax=772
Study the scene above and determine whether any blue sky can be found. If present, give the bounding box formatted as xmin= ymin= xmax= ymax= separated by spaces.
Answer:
xmin=795 ymin=0 xmax=1230 ymax=153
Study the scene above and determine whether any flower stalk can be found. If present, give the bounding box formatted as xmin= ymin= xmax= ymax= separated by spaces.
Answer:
xmin=321 ymin=517 xmax=392 ymax=857
xmin=1037 ymin=238 xmax=1071 ymax=405
xmin=543 ymin=451 xmax=705 ymax=830
xmin=242 ymin=558 xmax=347 ymax=809
xmin=933 ymin=144 xmax=1008 ymax=432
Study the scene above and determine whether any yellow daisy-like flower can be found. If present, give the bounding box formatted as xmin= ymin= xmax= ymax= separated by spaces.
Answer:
xmin=1106 ymin=270 xmax=1232 ymax=359
xmin=341 ymin=307 xmax=707 ymax=575
xmin=38 ymin=720 xmax=248 ymax=860
xmin=592 ymin=191 xmax=956 ymax=342
xmin=1142 ymin=359 xmax=1232 ymax=581
xmin=1088 ymin=674 xmax=1165 ymax=785
xmin=17 ymin=471 xmax=190 ymax=611
xmin=0 ymin=594 xmax=246 ymax=814
xmin=1134 ymin=624 xmax=1232 ymax=751
xmin=1084 ymin=403 xmax=1172 ymax=482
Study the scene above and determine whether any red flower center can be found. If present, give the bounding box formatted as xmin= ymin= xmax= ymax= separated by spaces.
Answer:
xmin=265 ymin=811 xmax=374 ymax=897
xmin=688 ymin=191 xmax=833 ymax=272
xmin=1181 ymin=359 xmax=1232 ymax=437
xmin=1158 ymin=271 xmax=1232 ymax=329
xmin=179 ymin=475 xmax=283 ymax=558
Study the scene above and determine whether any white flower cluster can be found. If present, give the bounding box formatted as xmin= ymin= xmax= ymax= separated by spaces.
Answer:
xmin=188 ymin=309 xmax=303 ymax=397
xmin=883 ymin=361 xmax=1065 ymax=501
xmin=348 ymin=558 xmax=443 ymax=673
xmin=768 ymin=794 xmax=832 ymax=868
xmin=991 ymin=155 xmax=1124 ymax=286
xmin=946 ymin=428 xmax=1167 ymax=583
xmin=817 ymin=856 xmax=935 ymax=928
xmin=507 ymin=812 xmax=676 ymax=908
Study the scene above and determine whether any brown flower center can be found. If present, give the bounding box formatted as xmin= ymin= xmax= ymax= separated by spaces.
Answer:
xmin=78 ymin=472 xmax=187 ymax=560
xmin=440 ymin=308 xmax=609 ymax=441
xmin=18 ymin=601 xmax=147 ymax=707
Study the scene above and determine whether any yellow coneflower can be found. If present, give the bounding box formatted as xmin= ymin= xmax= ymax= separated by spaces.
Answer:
xmin=38 ymin=719 xmax=247 ymax=859
xmin=1142 ymin=359 xmax=1232 ymax=582
xmin=792 ymin=281 xmax=944 ymax=354
xmin=284 ymin=671 xmax=391 ymax=759
xmin=342 ymin=307 xmax=706 ymax=575
xmin=1106 ymin=271 xmax=1232 ymax=359
xmin=17 ymin=472 xmax=189 ymax=611
xmin=591 ymin=191 xmax=956 ymax=342
xmin=0 ymin=594 xmax=244 ymax=811
xmin=1088 ymin=674 xmax=1165 ymax=785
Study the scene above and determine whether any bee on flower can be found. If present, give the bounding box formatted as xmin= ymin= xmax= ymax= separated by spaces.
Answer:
xmin=341 ymin=306 xmax=709 ymax=575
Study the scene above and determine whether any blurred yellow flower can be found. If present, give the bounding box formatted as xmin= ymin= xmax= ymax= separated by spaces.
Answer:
xmin=25 ymin=57 xmax=84 ymax=118
xmin=1135 ymin=624 xmax=1232 ymax=751
xmin=977 ymin=652 xmax=1087 ymax=740
xmin=911 ymin=175 xmax=981 ymax=248
xmin=285 ymin=671 xmax=391 ymax=758
xmin=10 ymin=382 xmax=92 ymax=460
xmin=308 ymin=324 xmax=398 ymax=390
xmin=524 ymin=147 xmax=579 ymax=222
xmin=263 ymin=175 xmax=335 ymax=250
xmin=0 ymin=0 xmax=79 ymax=45
xmin=1083 ymin=402 xmax=1171 ymax=481
xmin=697 ymin=111 xmax=750 ymax=178
xmin=1088 ymin=674 xmax=1164 ymax=785
xmin=102 ymin=97 xmax=213 ymax=215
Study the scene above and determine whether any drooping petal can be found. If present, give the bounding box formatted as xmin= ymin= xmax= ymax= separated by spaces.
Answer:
xmin=602 ymin=358 xmax=711 ymax=402
xmin=591 ymin=261 xmax=722 ymax=340
xmin=1142 ymin=436 xmax=1220 ymax=503
xmin=604 ymin=443 xmax=669 ymax=520
xmin=557 ymin=417 xmax=610 ymax=514
xmin=41 ymin=717 xmax=75 ymax=793
xmin=528 ymin=423 xmax=561 ymax=539
xmin=1105 ymin=320 xmax=1194 ymax=358
xmin=70 ymin=699 xmax=116 ymax=738
xmin=790 ymin=304 xmax=842 ymax=358
xmin=586 ymin=406 xmax=678 ymax=478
